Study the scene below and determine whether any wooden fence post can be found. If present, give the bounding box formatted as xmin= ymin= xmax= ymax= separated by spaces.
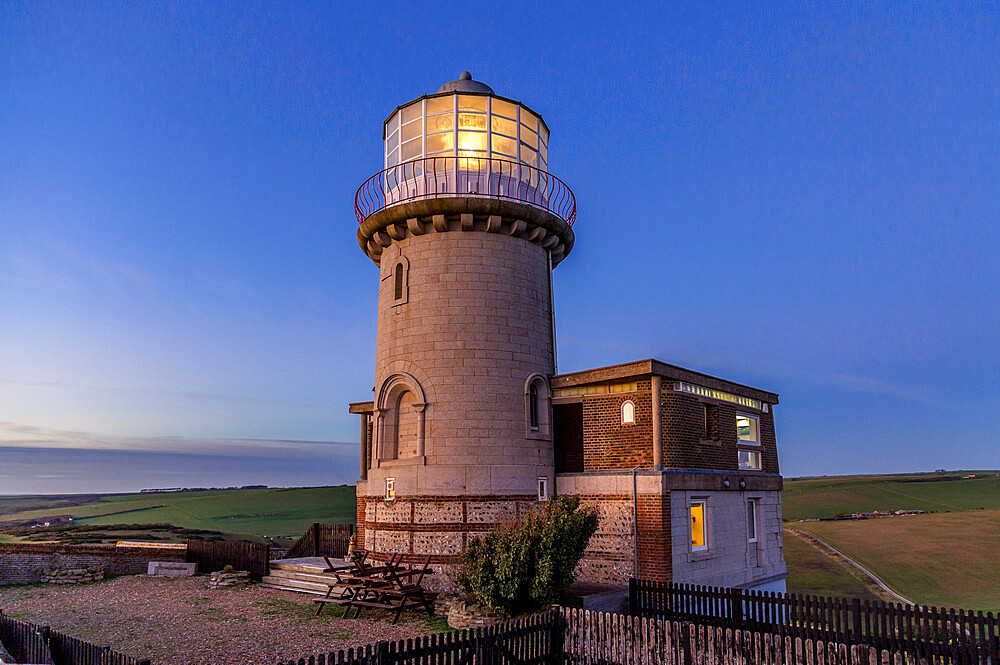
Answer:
xmin=375 ymin=640 xmax=390 ymax=665
xmin=730 ymin=587 xmax=744 ymax=632
xmin=312 ymin=523 xmax=321 ymax=557
xmin=549 ymin=607 xmax=565 ymax=665
xmin=851 ymin=597 xmax=862 ymax=644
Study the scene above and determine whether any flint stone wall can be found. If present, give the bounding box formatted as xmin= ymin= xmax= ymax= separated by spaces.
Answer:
xmin=0 ymin=543 xmax=186 ymax=585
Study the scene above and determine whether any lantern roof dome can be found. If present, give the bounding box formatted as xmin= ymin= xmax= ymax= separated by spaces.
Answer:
xmin=436 ymin=71 xmax=495 ymax=94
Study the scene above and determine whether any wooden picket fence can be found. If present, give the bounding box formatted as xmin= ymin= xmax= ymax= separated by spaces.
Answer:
xmin=285 ymin=523 xmax=354 ymax=560
xmin=276 ymin=609 xmax=559 ymax=665
xmin=630 ymin=580 xmax=999 ymax=664
xmin=276 ymin=606 xmax=993 ymax=665
xmin=186 ymin=539 xmax=270 ymax=578
xmin=0 ymin=611 xmax=148 ymax=665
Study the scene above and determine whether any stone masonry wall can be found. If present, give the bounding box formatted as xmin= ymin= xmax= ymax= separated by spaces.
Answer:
xmin=0 ymin=543 xmax=186 ymax=585
xmin=670 ymin=489 xmax=785 ymax=589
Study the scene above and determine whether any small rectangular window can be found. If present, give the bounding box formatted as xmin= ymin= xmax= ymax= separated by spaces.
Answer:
xmin=537 ymin=477 xmax=549 ymax=502
xmin=747 ymin=499 xmax=758 ymax=542
xmin=739 ymin=449 xmax=761 ymax=471
xmin=737 ymin=413 xmax=760 ymax=444
xmin=385 ymin=478 xmax=396 ymax=501
xmin=690 ymin=500 xmax=707 ymax=551
xmin=702 ymin=404 xmax=713 ymax=439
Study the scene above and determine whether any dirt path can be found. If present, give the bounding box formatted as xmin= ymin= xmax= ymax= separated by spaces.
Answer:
xmin=786 ymin=527 xmax=915 ymax=605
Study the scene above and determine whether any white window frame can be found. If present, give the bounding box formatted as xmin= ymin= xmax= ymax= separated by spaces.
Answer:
xmin=621 ymin=400 xmax=635 ymax=425
xmin=690 ymin=499 xmax=708 ymax=552
xmin=537 ymin=476 xmax=549 ymax=502
xmin=739 ymin=448 xmax=762 ymax=471
xmin=385 ymin=477 xmax=396 ymax=501
xmin=746 ymin=499 xmax=758 ymax=543
xmin=736 ymin=413 xmax=760 ymax=445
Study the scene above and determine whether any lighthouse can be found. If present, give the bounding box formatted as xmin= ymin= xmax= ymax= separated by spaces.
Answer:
xmin=350 ymin=72 xmax=576 ymax=585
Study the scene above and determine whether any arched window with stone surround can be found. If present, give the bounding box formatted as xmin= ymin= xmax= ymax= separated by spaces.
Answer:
xmin=391 ymin=256 xmax=409 ymax=305
xmin=524 ymin=374 xmax=551 ymax=440
xmin=621 ymin=400 xmax=636 ymax=425
xmin=375 ymin=372 xmax=425 ymax=463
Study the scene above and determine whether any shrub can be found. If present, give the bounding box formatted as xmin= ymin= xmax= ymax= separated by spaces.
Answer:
xmin=455 ymin=496 xmax=599 ymax=617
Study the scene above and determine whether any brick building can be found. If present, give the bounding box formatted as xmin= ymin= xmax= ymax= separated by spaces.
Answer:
xmin=349 ymin=73 xmax=786 ymax=594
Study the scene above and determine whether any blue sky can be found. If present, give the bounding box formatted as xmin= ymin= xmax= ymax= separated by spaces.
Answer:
xmin=2 ymin=2 xmax=998 ymax=494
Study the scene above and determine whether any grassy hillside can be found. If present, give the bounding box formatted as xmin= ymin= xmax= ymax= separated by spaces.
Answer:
xmin=782 ymin=529 xmax=881 ymax=601
xmin=783 ymin=471 xmax=1000 ymax=520
xmin=0 ymin=486 xmax=356 ymax=544
xmin=794 ymin=509 xmax=1000 ymax=612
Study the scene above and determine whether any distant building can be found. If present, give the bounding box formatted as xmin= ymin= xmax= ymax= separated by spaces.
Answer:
xmin=348 ymin=73 xmax=787 ymax=594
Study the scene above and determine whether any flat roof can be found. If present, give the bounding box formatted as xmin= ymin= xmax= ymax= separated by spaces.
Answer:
xmin=551 ymin=358 xmax=779 ymax=405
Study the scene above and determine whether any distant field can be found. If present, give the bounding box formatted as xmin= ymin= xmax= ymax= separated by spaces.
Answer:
xmin=782 ymin=529 xmax=881 ymax=602
xmin=783 ymin=471 xmax=1000 ymax=520
xmin=0 ymin=486 xmax=357 ymax=544
xmin=794 ymin=509 xmax=1000 ymax=612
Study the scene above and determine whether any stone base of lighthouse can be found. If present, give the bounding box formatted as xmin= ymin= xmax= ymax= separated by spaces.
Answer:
xmin=356 ymin=491 xmax=540 ymax=591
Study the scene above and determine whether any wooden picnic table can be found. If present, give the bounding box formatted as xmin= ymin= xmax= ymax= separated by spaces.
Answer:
xmin=313 ymin=552 xmax=435 ymax=623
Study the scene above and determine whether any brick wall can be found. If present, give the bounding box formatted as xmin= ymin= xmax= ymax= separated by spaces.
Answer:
xmin=0 ymin=543 xmax=186 ymax=585
xmin=581 ymin=381 xmax=653 ymax=470
xmin=660 ymin=391 xmax=779 ymax=474
xmin=636 ymin=492 xmax=671 ymax=582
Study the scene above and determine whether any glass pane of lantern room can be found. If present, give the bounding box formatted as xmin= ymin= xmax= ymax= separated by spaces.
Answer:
xmin=457 ymin=95 xmax=488 ymax=112
xmin=400 ymin=102 xmax=421 ymax=124
xmin=458 ymin=131 xmax=487 ymax=152
xmin=491 ymin=98 xmax=517 ymax=118
xmin=400 ymin=138 xmax=421 ymax=161
xmin=426 ymin=132 xmax=454 ymax=153
xmin=491 ymin=115 xmax=517 ymax=137
xmin=458 ymin=113 xmax=487 ymax=131
xmin=520 ymin=108 xmax=538 ymax=132
xmin=426 ymin=95 xmax=453 ymax=115
xmin=401 ymin=121 xmax=422 ymax=143
xmin=386 ymin=112 xmax=400 ymax=135
xmin=428 ymin=113 xmax=453 ymax=132
xmin=521 ymin=127 xmax=538 ymax=149
xmin=491 ymin=134 xmax=516 ymax=158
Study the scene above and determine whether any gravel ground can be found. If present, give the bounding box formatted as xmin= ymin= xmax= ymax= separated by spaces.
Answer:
xmin=0 ymin=575 xmax=448 ymax=665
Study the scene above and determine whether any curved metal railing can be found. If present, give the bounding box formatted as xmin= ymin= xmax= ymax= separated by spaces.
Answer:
xmin=355 ymin=156 xmax=576 ymax=227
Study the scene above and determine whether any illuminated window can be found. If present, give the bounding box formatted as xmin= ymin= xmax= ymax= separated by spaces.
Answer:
xmin=690 ymin=501 xmax=707 ymax=551
xmin=537 ymin=476 xmax=549 ymax=502
xmin=737 ymin=414 xmax=759 ymax=444
xmin=739 ymin=449 xmax=761 ymax=471
xmin=747 ymin=499 xmax=758 ymax=543
xmin=621 ymin=400 xmax=635 ymax=425
xmin=385 ymin=478 xmax=396 ymax=501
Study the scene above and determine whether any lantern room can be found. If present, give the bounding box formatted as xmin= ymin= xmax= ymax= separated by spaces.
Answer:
xmin=383 ymin=72 xmax=549 ymax=170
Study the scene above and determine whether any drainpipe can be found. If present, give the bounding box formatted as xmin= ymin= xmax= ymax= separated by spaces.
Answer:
xmin=632 ymin=466 xmax=640 ymax=579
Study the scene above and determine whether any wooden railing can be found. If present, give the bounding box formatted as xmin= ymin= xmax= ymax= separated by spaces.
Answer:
xmin=630 ymin=579 xmax=1000 ymax=664
xmin=185 ymin=539 xmax=270 ymax=578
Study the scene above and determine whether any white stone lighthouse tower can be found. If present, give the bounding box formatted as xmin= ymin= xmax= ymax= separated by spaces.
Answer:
xmin=350 ymin=72 xmax=576 ymax=585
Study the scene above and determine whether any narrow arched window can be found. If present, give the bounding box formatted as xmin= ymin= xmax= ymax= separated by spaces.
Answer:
xmin=394 ymin=262 xmax=404 ymax=300
xmin=529 ymin=382 xmax=539 ymax=429
xmin=621 ymin=400 xmax=635 ymax=425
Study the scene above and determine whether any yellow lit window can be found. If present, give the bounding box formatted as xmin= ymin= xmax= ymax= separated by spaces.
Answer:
xmin=737 ymin=414 xmax=759 ymax=444
xmin=690 ymin=501 xmax=707 ymax=551
xmin=491 ymin=115 xmax=517 ymax=137
xmin=385 ymin=478 xmax=396 ymax=501
xmin=491 ymin=98 xmax=517 ymax=118
xmin=426 ymin=132 xmax=453 ymax=153
xmin=429 ymin=113 xmax=453 ymax=132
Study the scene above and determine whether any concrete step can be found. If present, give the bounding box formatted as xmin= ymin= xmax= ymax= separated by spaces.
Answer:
xmin=260 ymin=581 xmax=328 ymax=596
xmin=266 ymin=568 xmax=341 ymax=585
xmin=260 ymin=575 xmax=333 ymax=594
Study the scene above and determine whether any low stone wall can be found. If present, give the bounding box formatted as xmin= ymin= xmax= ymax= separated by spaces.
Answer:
xmin=41 ymin=565 xmax=105 ymax=584
xmin=208 ymin=569 xmax=251 ymax=589
xmin=0 ymin=542 xmax=187 ymax=585
xmin=447 ymin=599 xmax=504 ymax=630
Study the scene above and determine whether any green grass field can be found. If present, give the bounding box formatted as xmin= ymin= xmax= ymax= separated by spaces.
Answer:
xmin=782 ymin=471 xmax=1000 ymax=520
xmin=782 ymin=529 xmax=881 ymax=602
xmin=784 ymin=470 xmax=1000 ymax=612
xmin=0 ymin=486 xmax=357 ymax=544
xmin=793 ymin=510 xmax=1000 ymax=612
